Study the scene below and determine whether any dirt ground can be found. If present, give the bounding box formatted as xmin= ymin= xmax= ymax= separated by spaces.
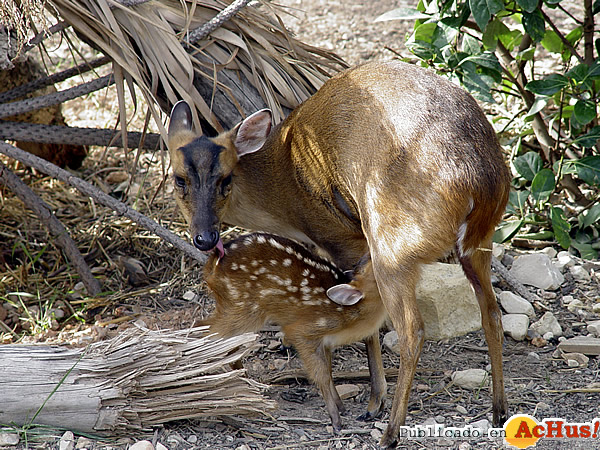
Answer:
xmin=2 ymin=1 xmax=599 ymax=449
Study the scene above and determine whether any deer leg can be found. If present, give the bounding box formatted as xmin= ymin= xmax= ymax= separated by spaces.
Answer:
xmin=358 ymin=331 xmax=386 ymax=421
xmin=372 ymin=262 xmax=424 ymax=448
xmin=295 ymin=340 xmax=344 ymax=431
xmin=458 ymin=239 xmax=508 ymax=427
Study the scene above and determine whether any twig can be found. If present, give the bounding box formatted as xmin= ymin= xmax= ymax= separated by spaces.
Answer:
xmin=0 ymin=121 xmax=161 ymax=150
xmin=0 ymin=141 xmax=206 ymax=264
xmin=0 ymin=162 xmax=102 ymax=296
xmin=0 ymin=74 xmax=114 ymax=119
xmin=491 ymin=256 xmax=541 ymax=303
xmin=185 ymin=0 xmax=252 ymax=45
xmin=0 ymin=56 xmax=111 ymax=104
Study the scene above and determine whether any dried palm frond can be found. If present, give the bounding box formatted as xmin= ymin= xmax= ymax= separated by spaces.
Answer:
xmin=45 ymin=0 xmax=347 ymax=135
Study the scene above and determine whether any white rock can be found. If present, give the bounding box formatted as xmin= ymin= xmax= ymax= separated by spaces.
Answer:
xmin=570 ymin=265 xmax=591 ymax=282
xmin=60 ymin=431 xmax=75 ymax=450
xmin=451 ymin=369 xmax=490 ymax=390
xmin=562 ymin=295 xmax=575 ymax=304
xmin=593 ymin=303 xmax=600 ymax=314
xmin=0 ymin=433 xmax=19 ymax=446
xmin=502 ymin=314 xmax=529 ymax=341
xmin=498 ymin=291 xmax=535 ymax=318
xmin=456 ymin=405 xmax=468 ymax=414
xmin=416 ymin=263 xmax=481 ymax=340
xmin=587 ymin=321 xmax=600 ymax=337
xmin=543 ymin=332 xmax=554 ymax=341
xmin=76 ymin=437 xmax=92 ymax=449
xmin=470 ymin=419 xmax=491 ymax=434
xmin=539 ymin=247 xmax=557 ymax=259
xmin=492 ymin=243 xmax=505 ymax=259
xmin=183 ymin=290 xmax=199 ymax=301
xmin=555 ymin=251 xmax=576 ymax=271
xmin=509 ymin=254 xmax=564 ymax=290
xmin=383 ymin=330 xmax=399 ymax=354
xmin=129 ymin=441 xmax=154 ymax=450
xmin=335 ymin=384 xmax=360 ymax=399
xmin=567 ymin=299 xmax=584 ymax=312
xmin=530 ymin=312 xmax=563 ymax=337
xmin=156 ymin=443 xmax=169 ymax=450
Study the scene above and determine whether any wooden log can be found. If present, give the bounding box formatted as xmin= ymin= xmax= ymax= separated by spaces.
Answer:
xmin=0 ymin=326 xmax=276 ymax=435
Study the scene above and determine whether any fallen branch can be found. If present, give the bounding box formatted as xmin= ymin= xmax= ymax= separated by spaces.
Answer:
xmin=0 ymin=326 xmax=276 ymax=435
xmin=0 ymin=141 xmax=206 ymax=263
xmin=0 ymin=162 xmax=101 ymax=296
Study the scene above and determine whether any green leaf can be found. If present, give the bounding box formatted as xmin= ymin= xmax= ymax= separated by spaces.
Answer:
xmin=374 ymin=8 xmax=431 ymax=22
xmin=572 ymin=156 xmax=600 ymax=186
xmin=469 ymin=0 xmax=504 ymax=31
xmin=507 ymin=189 xmax=530 ymax=214
xmin=571 ymin=241 xmax=598 ymax=259
xmin=551 ymin=207 xmax=571 ymax=250
xmin=516 ymin=0 xmax=539 ymax=13
xmin=573 ymin=126 xmax=600 ymax=148
xmin=530 ymin=169 xmax=555 ymax=204
xmin=525 ymin=95 xmax=549 ymax=118
xmin=513 ymin=151 xmax=542 ymax=181
xmin=460 ymin=68 xmax=496 ymax=102
xmin=573 ymin=99 xmax=597 ymax=125
xmin=579 ymin=203 xmax=600 ymax=229
xmin=541 ymin=30 xmax=563 ymax=54
xmin=493 ymin=219 xmax=524 ymax=243
xmin=482 ymin=18 xmax=512 ymax=49
xmin=525 ymin=74 xmax=569 ymax=95
xmin=522 ymin=9 xmax=546 ymax=42
xmin=458 ymin=52 xmax=502 ymax=72
xmin=412 ymin=21 xmax=438 ymax=43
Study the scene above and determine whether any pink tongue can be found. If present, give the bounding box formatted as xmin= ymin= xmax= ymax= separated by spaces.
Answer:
xmin=215 ymin=238 xmax=225 ymax=263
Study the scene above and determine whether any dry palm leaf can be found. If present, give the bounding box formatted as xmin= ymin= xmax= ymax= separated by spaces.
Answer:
xmin=45 ymin=0 xmax=348 ymax=136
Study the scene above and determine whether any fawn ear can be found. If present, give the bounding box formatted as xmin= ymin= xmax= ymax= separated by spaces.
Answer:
xmin=327 ymin=284 xmax=363 ymax=306
xmin=233 ymin=109 xmax=272 ymax=156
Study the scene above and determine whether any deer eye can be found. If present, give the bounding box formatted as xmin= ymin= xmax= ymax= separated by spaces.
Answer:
xmin=220 ymin=174 xmax=233 ymax=194
xmin=174 ymin=175 xmax=186 ymax=189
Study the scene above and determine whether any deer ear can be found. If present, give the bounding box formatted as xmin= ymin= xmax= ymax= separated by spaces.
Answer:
xmin=327 ymin=284 xmax=363 ymax=306
xmin=233 ymin=109 xmax=272 ymax=156
xmin=168 ymin=101 xmax=194 ymax=137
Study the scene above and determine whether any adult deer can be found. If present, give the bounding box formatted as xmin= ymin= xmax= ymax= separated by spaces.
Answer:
xmin=167 ymin=61 xmax=510 ymax=447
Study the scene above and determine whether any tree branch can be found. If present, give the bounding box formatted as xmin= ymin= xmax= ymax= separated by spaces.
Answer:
xmin=0 ymin=141 xmax=207 ymax=264
xmin=0 ymin=162 xmax=102 ymax=296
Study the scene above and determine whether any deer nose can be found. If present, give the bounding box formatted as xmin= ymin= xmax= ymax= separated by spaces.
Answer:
xmin=193 ymin=230 xmax=220 ymax=251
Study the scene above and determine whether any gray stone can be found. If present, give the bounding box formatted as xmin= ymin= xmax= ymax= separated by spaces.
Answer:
xmin=383 ymin=330 xmax=399 ymax=354
xmin=451 ymin=369 xmax=489 ymax=390
xmin=335 ymin=384 xmax=360 ymax=399
xmin=498 ymin=291 xmax=535 ymax=318
xmin=555 ymin=251 xmax=576 ymax=271
xmin=0 ymin=433 xmax=19 ymax=446
xmin=129 ymin=441 xmax=154 ymax=450
xmin=59 ymin=431 xmax=75 ymax=450
xmin=588 ymin=320 xmax=600 ymax=337
xmin=416 ymin=263 xmax=481 ymax=340
xmin=530 ymin=312 xmax=563 ymax=337
xmin=509 ymin=253 xmax=564 ymax=290
xmin=502 ymin=314 xmax=529 ymax=341
xmin=492 ymin=243 xmax=505 ymax=259
xmin=570 ymin=265 xmax=591 ymax=282
xmin=558 ymin=336 xmax=600 ymax=355
xmin=469 ymin=419 xmax=491 ymax=434
xmin=540 ymin=247 xmax=557 ymax=259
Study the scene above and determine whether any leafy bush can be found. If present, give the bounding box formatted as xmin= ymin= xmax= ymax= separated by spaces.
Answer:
xmin=377 ymin=0 xmax=600 ymax=258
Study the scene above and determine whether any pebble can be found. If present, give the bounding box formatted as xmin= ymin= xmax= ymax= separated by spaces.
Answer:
xmin=502 ymin=314 xmax=529 ymax=341
xmin=75 ymin=437 xmax=92 ymax=449
xmin=526 ymin=351 xmax=541 ymax=362
xmin=556 ymin=251 xmax=576 ymax=271
xmin=336 ymin=384 xmax=360 ymax=399
xmin=562 ymin=352 xmax=589 ymax=367
xmin=470 ymin=419 xmax=491 ymax=433
xmin=562 ymin=295 xmax=575 ymax=304
xmin=558 ymin=336 xmax=600 ymax=355
xmin=492 ymin=243 xmax=505 ymax=259
xmin=182 ymin=291 xmax=198 ymax=301
xmin=499 ymin=292 xmax=535 ymax=318
xmin=129 ymin=441 xmax=154 ymax=450
xmin=593 ymin=303 xmax=600 ymax=314
xmin=0 ymin=433 xmax=19 ymax=446
xmin=587 ymin=321 xmax=600 ymax=336
xmin=456 ymin=405 xmax=468 ymax=414
xmin=156 ymin=443 xmax=168 ymax=450
xmin=370 ymin=428 xmax=383 ymax=441
xmin=451 ymin=369 xmax=490 ymax=390
xmin=570 ymin=265 xmax=591 ymax=282
xmin=567 ymin=299 xmax=584 ymax=313
xmin=530 ymin=312 xmax=563 ymax=337
xmin=540 ymin=247 xmax=557 ymax=259
xmin=383 ymin=330 xmax=399 ymax=354
xmin=186 ymin=435 xmax=198 ymax=444
xmin=60 ymin=431 xmax=75 ymax=450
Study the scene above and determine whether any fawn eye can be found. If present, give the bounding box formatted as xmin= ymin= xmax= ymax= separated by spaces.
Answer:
xmin=174 ymin=175 xmax=186 ymax=189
